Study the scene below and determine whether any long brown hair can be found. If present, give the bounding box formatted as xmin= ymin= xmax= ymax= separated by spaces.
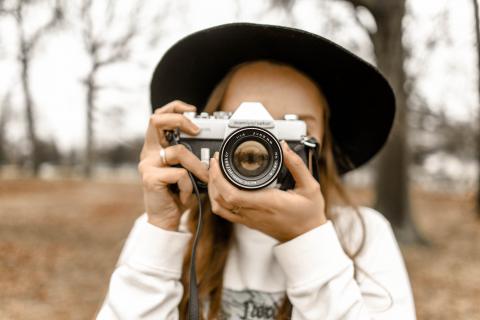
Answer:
xmin=178 ymin=60 xmax=366 ymax=319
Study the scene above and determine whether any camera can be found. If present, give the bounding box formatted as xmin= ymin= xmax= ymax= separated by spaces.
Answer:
xmin=166 ymin=102 xmax=319 ymax=192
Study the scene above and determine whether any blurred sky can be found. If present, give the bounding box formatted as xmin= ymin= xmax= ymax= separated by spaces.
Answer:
xmin=0 ymin=0 xmax=476 ymax=153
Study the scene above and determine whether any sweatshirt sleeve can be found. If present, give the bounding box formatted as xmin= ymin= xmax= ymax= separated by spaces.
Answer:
xmin=272 ymin=207 xmax=416 ymax=320
xmin=96 ymin=213 xmax=192 ymax=320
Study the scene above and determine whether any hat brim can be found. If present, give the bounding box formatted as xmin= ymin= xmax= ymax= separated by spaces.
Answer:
xmin=150 ymin=22 xmax=395 ymax=175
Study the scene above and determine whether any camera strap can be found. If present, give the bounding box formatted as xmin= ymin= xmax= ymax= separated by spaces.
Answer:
xmin=165 ymin=129 xmax=203 ymax=320
xmin=187 ymin=186 xmax=203 ymax=320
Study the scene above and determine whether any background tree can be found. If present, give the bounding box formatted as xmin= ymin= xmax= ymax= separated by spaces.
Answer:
xmin=344 ymin=0 xmax=422 ymax=242
xmin=472 ymin=0 xmax=480 ymax=217
xmin=0 ymin=92 xmax=12 ymax=165
xmin=269 ymin=0 xmax=422 ymax=242
xmin=77 ymin=0 xmax=169 ymax=177
xmin=2 ymin=0 xmax=63 ymax=175
xmin=37 ymin=137 xmax=61 ymax=165
xmin=96 ymin=137 xmax=144 ymax=167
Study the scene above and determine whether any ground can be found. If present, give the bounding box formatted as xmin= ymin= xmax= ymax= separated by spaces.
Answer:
xmin=0 ymin=179 xmax=479 ymax=319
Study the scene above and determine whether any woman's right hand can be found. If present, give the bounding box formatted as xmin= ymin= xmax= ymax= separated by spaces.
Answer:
xmin=138 ymin=100 xmax=209 ymax=231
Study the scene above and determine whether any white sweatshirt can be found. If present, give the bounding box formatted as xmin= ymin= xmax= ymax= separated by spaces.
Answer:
xmin=96 ymin=205 xmax=416 ymax=319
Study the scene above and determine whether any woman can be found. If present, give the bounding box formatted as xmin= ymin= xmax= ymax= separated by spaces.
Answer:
xmin=97 ymin=23 xmax=416 ymax=319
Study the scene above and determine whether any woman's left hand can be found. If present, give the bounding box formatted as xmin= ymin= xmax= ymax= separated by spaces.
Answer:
xmin=208 ymin=140 xmax=327 ymax=243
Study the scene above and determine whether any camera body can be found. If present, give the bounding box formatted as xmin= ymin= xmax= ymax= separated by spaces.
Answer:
xmin=167 ymin=102 xmax=318 ymax=192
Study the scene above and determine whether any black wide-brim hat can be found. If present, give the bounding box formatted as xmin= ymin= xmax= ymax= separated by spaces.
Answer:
xmin=150 ymin=22 xmax=395 ymax=175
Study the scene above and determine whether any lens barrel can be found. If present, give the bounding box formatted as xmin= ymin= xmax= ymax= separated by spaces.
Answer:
xmin=219 ymin=126 xmax=282 ymax=190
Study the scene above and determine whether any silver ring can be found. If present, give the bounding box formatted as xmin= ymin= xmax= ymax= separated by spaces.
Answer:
xmin=159 ymin=148 xmax=168 ymax=166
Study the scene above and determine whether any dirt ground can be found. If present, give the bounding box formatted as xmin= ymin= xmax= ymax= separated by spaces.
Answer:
xmin=0 ymin=178 xmax=479 ymax=319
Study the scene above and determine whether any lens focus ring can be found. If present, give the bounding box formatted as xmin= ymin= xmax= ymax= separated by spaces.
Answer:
xmin=219 ymin=126 xmax=282 ymax=190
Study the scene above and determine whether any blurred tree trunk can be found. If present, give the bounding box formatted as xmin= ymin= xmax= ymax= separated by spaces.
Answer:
xmin=17 ymin=4 xmax=40 ymax=175
xmin=8 ymin=0 xmax=63 ymax=176
xmin=472 ymin=0 xmax=480 ymax=218
xmin=269 ymin=0 xmax=422 ymax=242
xmin=84 ymin=71 xmax=96 ymax=177
xmin=339 ymin=0 xmax=423 ymax=242
xmin=79 ymin=0 xmax=138 ymax=177
xmin=367 ymin=1 xmax=421 ymax=242
xmin=20 ymin=47 xmax=40 ymax=174
xmin=0 ymin=93 xmax=11 ymax=165
xmin=79 ymin=0 xmax=168 ymax=177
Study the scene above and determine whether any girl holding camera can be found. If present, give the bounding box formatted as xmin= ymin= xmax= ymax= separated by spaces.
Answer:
xmin=97 ymin=23 xmax=416 ymax=320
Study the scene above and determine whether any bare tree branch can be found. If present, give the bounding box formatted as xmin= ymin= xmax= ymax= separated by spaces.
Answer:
xmin=147 ymin=2 xmax=173 ymax=48
xmin=267 ymin=0 xmax=298 ymax=26
xmin=0 ymin=0 xmax=15 ymax=15
xmin=268 ymin=0 xmax=296 ymax=11
xmin=470 ymin=0 xmax=480 ymax=216
xmin=27 ymin=0 xmax=63 ymax=52
xmin=343 ymin=0 xmax=374 ymax=10
xmin=78 ymin=0 xmax=155 ymax=176
xmin=104 ymin=0 xmax=116 ymax=29
xmin=5 ymin=0 xmax=65 ymax=175
xmin=334 ymin=0 xmax=403 ymax=17
xmin=351 ymin=6 xmax=374 ymax=40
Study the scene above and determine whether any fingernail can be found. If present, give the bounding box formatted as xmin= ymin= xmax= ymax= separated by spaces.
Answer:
xmin=214 ymin=151 xmax=219 ymax=159
xmin=189 ymin=121 xmax=200 ymax=133
xmin=201 ymin=161 xmax=209 ymax=169
xmin=282 ymin=140 xmax=290 ymax=150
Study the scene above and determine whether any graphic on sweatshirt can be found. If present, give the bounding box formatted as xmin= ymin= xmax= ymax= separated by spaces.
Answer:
xmin=219 ymin=288 xmax=286 ymax=320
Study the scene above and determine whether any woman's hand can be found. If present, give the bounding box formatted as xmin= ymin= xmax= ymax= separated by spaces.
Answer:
xmin=138 ymin=100 xmax=209 ymax=231
xmin=208 ymin=140 xmax=327 ymax=243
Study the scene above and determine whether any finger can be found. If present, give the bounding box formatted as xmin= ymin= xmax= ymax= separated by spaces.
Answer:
xmin=208 ymin=177 xmax=274 ymax=229
xmin=214 ymin=192 xmax=235 ymax=210
xmin=143 ymin=115 xmax=163 ymax=153
xmin=210 ymin=198 xmax=244 ymax=224
xmin=177 ymin=168 xmax=194 ymax=204
xmin=140 ymin=145 xmax=209 ymax=183
xmin=207 ymin=158 xmax=232 ymax=209
xmin=143 ymin=101 xmax=197 ymax=153
xmin=163 ymin=144 xmax=209 ymax=182
xmin=150 ymin=113 xmax=200 ymax=149
xmin=153 ymin=100 xmax=196 ymax=114
xmin=214 ymin=194 xmax=261 ymax=221
xmin=208 ymin=173 xmax=239 ymax=213
xmin=209 ymin=156 xmax=268 ymax=209
xmin=211 ymin=187 xmax=269 ymax=218
xmin=141 ymin=167 xmax=193 ymax=204
xmin=141 ymin=166 xmax=190 ymax=189
xmin=151 ymin=113 xmax=200 ymax=136
xmin=281 ymin=140 xmax=318 ymax=189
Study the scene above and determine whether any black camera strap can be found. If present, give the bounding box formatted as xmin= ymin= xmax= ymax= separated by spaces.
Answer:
xmin=165 ymin=130 xmax=203 ymax=320
xmin=187 ymin=178 xmax=203 ymax=320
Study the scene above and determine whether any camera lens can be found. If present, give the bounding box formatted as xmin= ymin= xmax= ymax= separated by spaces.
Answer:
xmin=219 ymin=126 xmax=282 ymax=190
xmin=233 ymin=140 xmax=269 ymax=177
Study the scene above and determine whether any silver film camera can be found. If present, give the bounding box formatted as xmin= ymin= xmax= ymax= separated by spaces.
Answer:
xmin=166 ymin=102 xmax=319 ymax=192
